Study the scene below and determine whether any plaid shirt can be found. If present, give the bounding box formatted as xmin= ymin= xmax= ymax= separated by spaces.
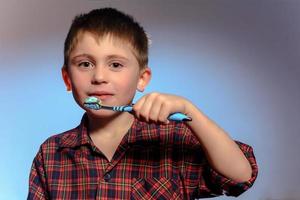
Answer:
xmin=28 ymin=114 xmax=258 ymax=200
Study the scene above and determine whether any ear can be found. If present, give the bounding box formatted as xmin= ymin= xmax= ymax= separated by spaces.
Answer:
xmin=61 ymin=66 xmax=72 ymax=91
xmin=137 ymin=67 xmax=151 ymax=92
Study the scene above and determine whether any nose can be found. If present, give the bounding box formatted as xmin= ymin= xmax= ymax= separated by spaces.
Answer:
xmin=91 ymin=65 xmax=108 ymax=84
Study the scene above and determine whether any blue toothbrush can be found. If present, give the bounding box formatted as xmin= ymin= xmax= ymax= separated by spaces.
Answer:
xmin=84 ymin=96 xmax=192 ymax=122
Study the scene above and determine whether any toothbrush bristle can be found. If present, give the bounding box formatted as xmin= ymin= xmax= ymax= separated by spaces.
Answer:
xmin=84 ymin=103 xmax=101 ymax=110
xmin=84 ymin=96 xmax=102 ymax=110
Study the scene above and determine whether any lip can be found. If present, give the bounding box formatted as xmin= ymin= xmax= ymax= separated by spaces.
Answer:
xmin=89 ymin=91 xmax=114 ymax=96
xmin=88 ymin=91 xmax=114 ymax=101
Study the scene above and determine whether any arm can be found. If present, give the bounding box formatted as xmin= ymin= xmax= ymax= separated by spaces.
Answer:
xmin=133 ymin=92 xmax=253 ymax=182
xmin=184 ymin=101 xmax=252 ymax=182
xmin=28 ymin=149 xmax=49 ymax=200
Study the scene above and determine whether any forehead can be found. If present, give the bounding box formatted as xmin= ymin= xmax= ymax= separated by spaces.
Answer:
xmin=70 ymin=31 xmax=138 ymax=60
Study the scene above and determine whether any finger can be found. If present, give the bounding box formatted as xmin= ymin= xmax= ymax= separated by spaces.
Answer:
xmin=132 ymin=96 xmax=146 ymax=119
xmin=139 ymin=93 xmax=162 ymax=122
xmin=139 ymin=94 xmax=155 ymax=122
xmin=148 ymin=99 xmax=162 ymax=123
xmin=158 ymin=101 xmax=172 ymax=124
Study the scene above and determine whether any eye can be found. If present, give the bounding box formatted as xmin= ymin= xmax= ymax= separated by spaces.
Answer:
xmin=78 ymin=61 xmax=93 ymax=68
xmin=109 ymin=62 xmax=123 ymax=70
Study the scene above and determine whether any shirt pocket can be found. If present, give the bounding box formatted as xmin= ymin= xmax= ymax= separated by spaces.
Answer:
xmin=131 ymin=176 xmax=182 ymax=200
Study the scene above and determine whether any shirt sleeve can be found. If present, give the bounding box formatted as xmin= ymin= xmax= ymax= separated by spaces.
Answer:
xmin=27 ymin=147 xmax=49 ymax=200
xmin=195 ymin=141 xmax=258 ymax=197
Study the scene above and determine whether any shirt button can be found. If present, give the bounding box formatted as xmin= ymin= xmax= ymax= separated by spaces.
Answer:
xmin=104 ymin=173 xmax=111 ymax=182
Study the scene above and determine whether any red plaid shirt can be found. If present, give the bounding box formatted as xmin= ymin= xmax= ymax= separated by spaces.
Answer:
xmin=28 ymin=114 xmax=258 ymax=199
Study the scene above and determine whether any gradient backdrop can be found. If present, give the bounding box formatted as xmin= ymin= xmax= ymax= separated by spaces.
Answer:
xmin=1 ymin=0 xmax=299 ymax=199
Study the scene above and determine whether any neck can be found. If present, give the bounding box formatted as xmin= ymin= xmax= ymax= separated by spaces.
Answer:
xmin=87 ymin=112 xmax=134 ymax=139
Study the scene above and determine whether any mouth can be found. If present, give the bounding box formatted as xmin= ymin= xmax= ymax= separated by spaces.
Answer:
xmin=88 ymin=92 xmax=114 ymax=101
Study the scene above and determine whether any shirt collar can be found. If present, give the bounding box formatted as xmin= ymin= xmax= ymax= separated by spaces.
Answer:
xmin=58 ymin=113 xmax=163 ymax=149
xmin=59 ymin=114 xmax=92 ymax=148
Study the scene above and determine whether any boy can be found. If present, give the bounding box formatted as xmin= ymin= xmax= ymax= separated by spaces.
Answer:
xmin=28 ymin=8 xmax=258 ymax=199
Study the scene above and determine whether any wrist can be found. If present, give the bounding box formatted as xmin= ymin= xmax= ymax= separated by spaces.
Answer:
xmin=183 ymin=99 xmax=198 ymax=116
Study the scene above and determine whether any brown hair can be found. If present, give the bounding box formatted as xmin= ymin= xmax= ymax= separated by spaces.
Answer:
xmin=63 ymin=8 xmax=149 ymax=69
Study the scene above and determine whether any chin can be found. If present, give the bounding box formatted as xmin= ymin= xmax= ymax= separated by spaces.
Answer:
xmin=86 ymin=109 xmax=120 ymax=119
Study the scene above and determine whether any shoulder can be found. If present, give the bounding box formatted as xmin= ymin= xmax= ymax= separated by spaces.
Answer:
xmin=38 ymin=126 xmax=80 ymax=154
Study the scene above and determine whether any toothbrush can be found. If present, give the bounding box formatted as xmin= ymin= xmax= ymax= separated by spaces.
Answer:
xmin=84 ymin=96 xmax=192 ymax=122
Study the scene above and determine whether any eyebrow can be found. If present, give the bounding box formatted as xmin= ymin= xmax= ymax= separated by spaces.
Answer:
xmin=106 ymin=54 xmax=130 ymax=62
xmin=71 ymin=54 xmax=94 ymax=61
xmin=71 ymin=54 xmax=130 ymax=62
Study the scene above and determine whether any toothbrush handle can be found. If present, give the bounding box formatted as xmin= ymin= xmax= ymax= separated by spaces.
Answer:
xmin=168 ymin=112 xmax=192 ymax=122
xmin=112 ymin=105 xmax=133 ymax=112
xmin=112 ymin=106 xmax=192 ymax=122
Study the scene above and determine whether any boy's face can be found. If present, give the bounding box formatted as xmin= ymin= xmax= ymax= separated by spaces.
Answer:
xmin=62 ymin=32 xmax=151 ymax=118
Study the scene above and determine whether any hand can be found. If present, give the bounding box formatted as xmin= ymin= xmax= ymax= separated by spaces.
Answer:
xmin=133 ymin=92 xmax=191 ymax=124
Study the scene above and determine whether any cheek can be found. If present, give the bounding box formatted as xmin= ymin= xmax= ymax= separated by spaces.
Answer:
xmin=69 ymin=73 xmax=89 ymax=101
xmin=115 ymin=75 xmax=139 ymax=95
xmin=71 ymin=72 xmax=88 ymax=89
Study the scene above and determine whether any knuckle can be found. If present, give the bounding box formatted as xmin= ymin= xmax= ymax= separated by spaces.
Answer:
xmin=150 ymin=92 xmax=159 ymax=98
xmin=156 ymin=95 xmax=165 ymax=102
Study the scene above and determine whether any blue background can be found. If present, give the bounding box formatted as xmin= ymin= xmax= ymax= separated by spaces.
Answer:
xmin=1 ymin=0 xmax=300 ymax=199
